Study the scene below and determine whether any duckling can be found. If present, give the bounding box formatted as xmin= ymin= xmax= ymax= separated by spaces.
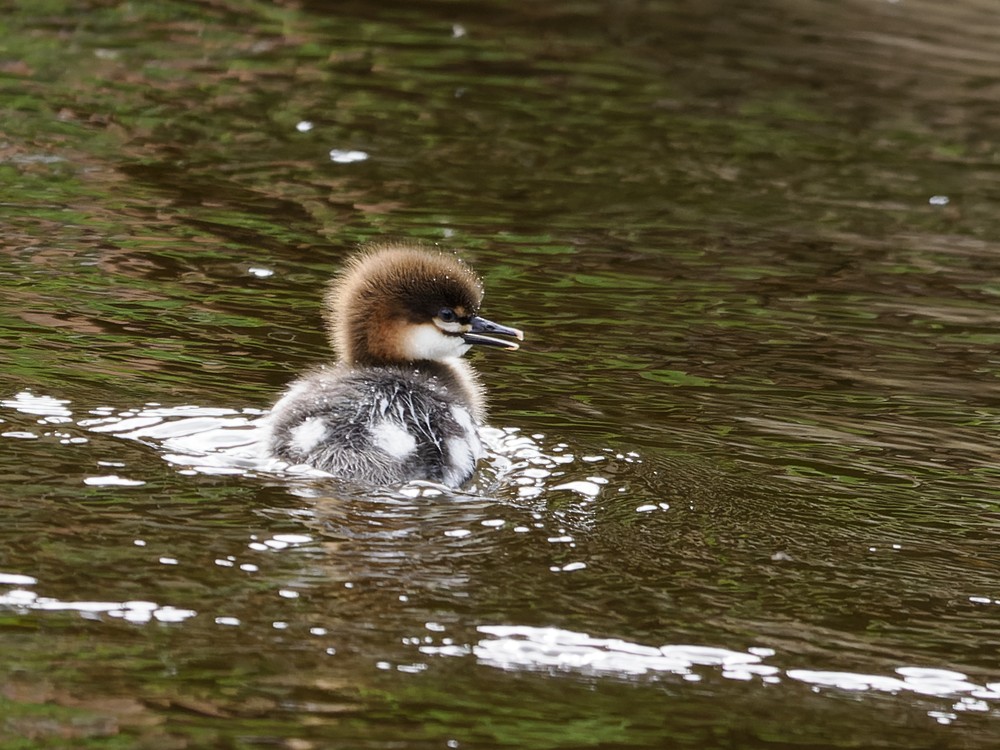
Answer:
xmin=264 ymin=243 xmax=523 ymax=487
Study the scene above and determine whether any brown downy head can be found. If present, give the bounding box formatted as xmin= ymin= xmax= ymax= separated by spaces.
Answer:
xmin=324 ymin=244 xmax=523 ymax=366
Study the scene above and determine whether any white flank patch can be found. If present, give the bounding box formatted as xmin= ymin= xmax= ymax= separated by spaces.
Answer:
xmin=372 ymin=420 xmax=417 ymax=459
xmin=444 ymin=436 xmax=475 ymax=487
xmin=290 ymin=417 xmax=329 ymax=454
xmin=451 ymin=406 xmax=484 ymax=459
xmin=401 ymin=324 xmax=470 ymax=361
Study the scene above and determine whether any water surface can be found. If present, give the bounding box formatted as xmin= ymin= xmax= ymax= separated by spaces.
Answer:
xmin=3 ymin=0 xmax=1000 ymax=747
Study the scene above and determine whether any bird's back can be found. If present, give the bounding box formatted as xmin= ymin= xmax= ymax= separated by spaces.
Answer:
xmin=265 ymin=364 xmax=483 ymax=487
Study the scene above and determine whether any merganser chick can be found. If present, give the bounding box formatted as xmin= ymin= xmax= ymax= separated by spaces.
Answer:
xmin=264 ymin=243 xmax=524 ymax=487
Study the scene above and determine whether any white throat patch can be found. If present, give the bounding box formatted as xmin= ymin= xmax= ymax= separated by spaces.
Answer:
xmin=400 ymin=323 xmax=471 ymax=361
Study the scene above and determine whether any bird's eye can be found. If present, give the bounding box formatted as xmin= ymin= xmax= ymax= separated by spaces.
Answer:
xmin=438 ymin=307 xmax=457 ymax=323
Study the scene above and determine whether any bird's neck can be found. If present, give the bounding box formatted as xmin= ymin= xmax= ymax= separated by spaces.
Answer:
xmin=414 ymin=358 xmax=486 ymax=422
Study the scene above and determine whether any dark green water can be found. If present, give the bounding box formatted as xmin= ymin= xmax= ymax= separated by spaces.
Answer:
xmin=3 ymin=0 xmax=1000 ymax=747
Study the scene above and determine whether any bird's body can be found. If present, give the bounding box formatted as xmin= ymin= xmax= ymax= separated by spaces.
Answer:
xmin=264 ymin=244 xmax=522 ymax=487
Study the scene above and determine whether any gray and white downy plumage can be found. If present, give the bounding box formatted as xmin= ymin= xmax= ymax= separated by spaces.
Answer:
xmin=263 ymin=243 xmax=524 ymax=487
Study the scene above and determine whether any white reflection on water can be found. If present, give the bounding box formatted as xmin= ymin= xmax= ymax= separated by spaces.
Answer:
xmin=82 ymin=403 xmax=271 ymax=476
xmin=0 ymin=392 xmax=72 ymax=417
xmin=84 ymin=475 xmax=147 ymax=487
xmin=329 ymin=148 xmax=369 ymax=163
xmin=0 ymin=532 xmax=317 ymax=625
xmin=463 ymin=625 xmax=779 ymax=681
xmin=0 ymin=573 xmax=38 ymax=586
xmin=3 ymin=391 xmax=625 ymax=500
xmin=418 ymin=624 xmax=1000 ymax=719
xmin=1 ymin=392 xmax=75 ymax=438
xmin=0 ymin=588 xmax=195 ymax=623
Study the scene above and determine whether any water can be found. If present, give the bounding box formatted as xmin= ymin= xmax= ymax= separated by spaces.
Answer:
xmin=3 ymin=0 xmax=1000 ymax=746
